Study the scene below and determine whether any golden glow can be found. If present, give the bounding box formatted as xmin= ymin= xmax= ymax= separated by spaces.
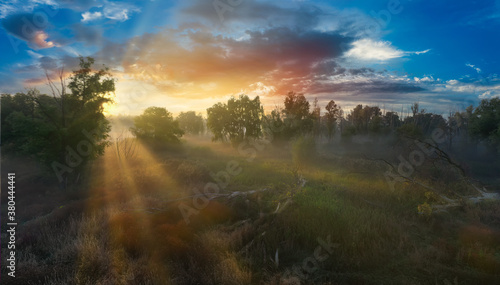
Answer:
xmin=76 ymin=139 xmax=197 ymax=281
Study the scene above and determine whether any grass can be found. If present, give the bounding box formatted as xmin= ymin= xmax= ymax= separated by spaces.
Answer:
xmin=1 ymin=135 xmax=499 ymax=284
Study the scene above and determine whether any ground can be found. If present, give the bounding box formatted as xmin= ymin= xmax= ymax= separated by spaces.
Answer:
xmin=1 ymin=135 xmax=500 ymax=284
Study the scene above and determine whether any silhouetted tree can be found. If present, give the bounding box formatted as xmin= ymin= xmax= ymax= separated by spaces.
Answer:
xmin=324 ymin=100 xmax=340 ymax=140
xmin=283 ymin=91 xmax=313 ymax=137
xmin=310 ymin=97 xmax=321 ymax=137
xmin=177 ymin=111 xmax=204 ymax=135
xmin=383 ymin=111 xmax=401 ymax=131
xmin=206 ymin=94 xmax=263 ymax=144
xmin=262 ymin=106 xmax=287 ymax=143
xmin=1 ymin=57 xmax=115 ymax=188
xmin=131 ymin=107 xmax=184 ymax=143
xmin=347 ymin=104 xmax=382 ymax=133
xmin=469 ymin=98 xmax=500 ymax=150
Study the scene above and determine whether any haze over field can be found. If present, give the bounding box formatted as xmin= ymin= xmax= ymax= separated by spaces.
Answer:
xmin=1 ymin=0 xmax=499 ymax=115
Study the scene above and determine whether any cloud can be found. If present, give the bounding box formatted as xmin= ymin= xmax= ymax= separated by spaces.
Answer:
xmin=344 ymin=39 xmax=430 ymax=62
xmin=180 ymin=0 xmax=383 ymax=41
xmin=414 ymin=76 xmax=435 ymax=82
xmin=0 ymin=2 xmax=17 ymax=19
xmin=344 ymin=39 xmax=404 ymax=61
xmin=27 ymin=50 xmax=43 ymax=58
xmin=88 ymin=26 xmax=353 ymax=99
xmin=414 ymin=49 xmax=430 ymax=55
xmin=408 ymin=74 xmax=500 ymax=110
xmin=182 ymin=0 xmax=324 ymax=28
xmin=71 ymin=22 xmax=103 ymax=45
xmin=4 ymin=0 xmax=493 ymax=116
xmin=32 ymin=30 xmax=56 ymax=48
xmin=466 ymin=63 xmax=482 ymax=73
xmin=75 ymin=23 xmax=430 ymax=104
xmin=81 ymin=11 xmax=102 ymax=22
xmin=102 ymin=2 xmax=139 ymax=22
xmin=0 ymin=0 xmax=58 ymax=18
xmin=1 ymin=12 xmax=58 ymax=49
xmin=39 ymin=56 xmax=58 ymax=70
xmin=0 ymin=0 xmax=101 ymax=17
xmin=57 ymin=0 xmax=101 ymax=12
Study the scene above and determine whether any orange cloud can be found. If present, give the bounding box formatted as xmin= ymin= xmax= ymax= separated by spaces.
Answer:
xmin=102 ymin=27 xmax=350 ymax=101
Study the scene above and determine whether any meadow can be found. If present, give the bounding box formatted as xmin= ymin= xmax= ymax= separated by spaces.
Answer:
xmin=1 ymin=133 xmax=499 ymax=285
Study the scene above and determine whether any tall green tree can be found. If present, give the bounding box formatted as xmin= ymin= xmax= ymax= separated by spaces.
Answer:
xmin=2 ymin=57 xmax=115 ymax=188
xmin=324 ymin=100 xmax=340 ymax=140
xmin=311 ymin=97 xmax=321 ymax=137
xmin=131 ymin=107 xmax=184 ymax=143
xmin=470 ymin=98 xmax=500 ymax=150
xmin=262 ymin=106 xmax=287 ymax=143
xmin=206 ymin=94 xmax=263 ymax=144
xmin=347 ymin=104 xmax=382 ymax=133
xmin=177 ymin=111 xmax=204 ymax=135
xmin=1 ymin=92 xmax=36 ymax=151
xmin=282 ymin=91 xmax=313 ymax=137
xmin=383 ymin=111 xmax=401 ymax=131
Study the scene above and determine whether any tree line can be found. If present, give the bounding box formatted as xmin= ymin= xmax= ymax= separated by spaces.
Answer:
xmin=2 ymin=57 xmax=499 ymax=189
xmin=196 ymin=92 xmax=499 ymax=152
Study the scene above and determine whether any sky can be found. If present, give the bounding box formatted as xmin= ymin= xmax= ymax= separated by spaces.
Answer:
xmin=1 ymin=0 xmax=499 ymax=116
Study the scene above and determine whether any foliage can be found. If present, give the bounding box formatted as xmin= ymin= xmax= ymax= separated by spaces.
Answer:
xmin=206 ymin=94 xmax=263 ymax=144
xmin=382 ymin=111 xmax=401 ymax=131
xmin=177 ymin=111 xmax=204 ymax=135
xmin=403 ymin=112 xmax=447 ymax=136
xmin=311 ymin=97 xmax=322 ymax=137
xmin=469 ymin=98 xmax=500 ymax=149
xmin=262 ymin=107 xmax=287 ymax=143
xmin=1 ymin=57 xmax=115 ymax=187
xmin=131 ymin=107 xmax=184 ymax=143
xmin=324 ymin=100 xmax=341 ymax=140
xmin=347 ymin=104 xmax=382 ymax=133
xmin=282 ymin=91 xmax=314 ymax=137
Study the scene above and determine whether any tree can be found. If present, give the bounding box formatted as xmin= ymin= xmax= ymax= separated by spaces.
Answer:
xmin=1 ymin=57 xmax=115 ymax=188
xmin=206 ymin=102 xmax=229 ymax=142
xmin=177 ymin=111 xmax=204 ymax=135
xmin=383 ymin=111 xmax=401 ymax=131
xmin=324 ymin=100 xmax=340 ymax=140
xmin=282 ymin=91 xmax=313 ymax=137
xmin=347 ymin=104 xmax=381 ymax=133
xmin=348 ymin=104 xmax=364 ymax=132
xmin=206 ymin=94 xmax=263 ymax=144
xmin=447 ymin=105 xmax=474 ymax=147
xmin=311 ymin=97 xmax=321 ymax=137
xmin=1 ymin=92 xmax=36 ymax=151
xmin=262 ymin=106 xmax=286 ymax=143
xmin=131 ymin=107 xmax=184 ymax=143
xmin=284 ymin=92 xmax=310 ymax=119
xmin=469 ymin=98 xmax=500 ymax=150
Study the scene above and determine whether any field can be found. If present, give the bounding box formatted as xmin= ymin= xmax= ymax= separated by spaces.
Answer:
xmin=2 ymin=134 xmax=500 ymax=285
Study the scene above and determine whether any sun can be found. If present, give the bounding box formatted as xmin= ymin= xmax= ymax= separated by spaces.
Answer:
xmin=103 ymin=101 xmax=117 ymax=116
